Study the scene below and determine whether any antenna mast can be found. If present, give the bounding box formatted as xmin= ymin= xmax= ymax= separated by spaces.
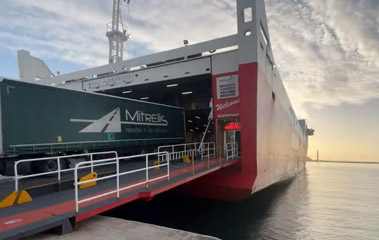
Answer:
xmin=106 ymin=0 xmax=130 ymax=64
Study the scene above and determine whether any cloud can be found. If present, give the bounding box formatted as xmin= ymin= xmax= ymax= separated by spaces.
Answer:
xmin=0 ymin=0 xmax=378 ymax=119
xmin=0 ymin=0 xmax=112 ymax=68
xmin=266 ymin=0 xmax=379 ymax=118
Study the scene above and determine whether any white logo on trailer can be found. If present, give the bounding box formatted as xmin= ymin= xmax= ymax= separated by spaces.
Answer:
xmin=70 ymin=108 xmax=168 ymax=133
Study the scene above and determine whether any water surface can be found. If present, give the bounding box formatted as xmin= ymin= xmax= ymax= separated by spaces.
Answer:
xmin=105 ymin=162 xmax=379 ymax=239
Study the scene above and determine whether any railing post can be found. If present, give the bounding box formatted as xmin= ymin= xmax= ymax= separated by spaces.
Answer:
xmin=57 ymin=157 xmax=61 ymax=185
xmin=116 ymin=157 xmax=120 ymax=199
xmin=235 ymin=142 xmax=237 ymax=158
xmin=207 ymin=146 xmax=210 ymax=169
xmin=192 ymin=151 xmax=195 ymax=175
xmin=146 ymin=155 xmax=149 ymax=188
xmin=226 ymin=143 xmax=229 ymax=162
xmin=74 ymin=164 xmax=79 ymax=213
xmin=213 ymin=142 xmax=216 ymax=158
xmin=14 ymin=162 xmax=19 ymax=192
xmin=90 ymin=154 xmax=94 ymax=173
xmin=167 ymin=153 xmax=170 ymax=181
xmin=219 ymin=146 xmax=222 ymax=166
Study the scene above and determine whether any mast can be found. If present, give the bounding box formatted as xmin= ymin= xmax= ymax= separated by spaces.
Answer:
xmin=106 ymin=0 xmax=130 ymax=64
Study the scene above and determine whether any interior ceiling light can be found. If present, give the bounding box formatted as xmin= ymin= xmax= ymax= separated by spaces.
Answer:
xmin=140 ymin=97 xmax=149 ymax=100
xmin=182 ymin=91 xmax=193 ymax=95
xmin=122 ymin=90 xmax=132 ymax=94
xmin=189 ymin=129 xmax=193 ymax=132
xmin=195 ymin=116 xmax=200 ymax=119
xmin=188 ymin=120 xmax=193 ymax=123
xmin=195 ymin=127 xmax=199 ymax=130
xmin=166 ymin=84 xmax=178 ymax=88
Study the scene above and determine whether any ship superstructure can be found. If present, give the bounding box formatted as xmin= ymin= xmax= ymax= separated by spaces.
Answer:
xmin=17 ymin=0 xmax=313 ymax=199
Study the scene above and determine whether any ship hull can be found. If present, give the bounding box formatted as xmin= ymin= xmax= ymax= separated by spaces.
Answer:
xmin=177 ymin=61 xmax=308 ymax=201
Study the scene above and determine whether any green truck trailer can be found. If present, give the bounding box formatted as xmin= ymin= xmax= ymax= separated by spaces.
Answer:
xmin=0 ymin=78 xmax=185 ymax=175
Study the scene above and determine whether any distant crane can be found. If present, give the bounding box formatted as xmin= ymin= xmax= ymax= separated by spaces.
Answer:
xmin=106 ymin=0 xmax=131 ymax=64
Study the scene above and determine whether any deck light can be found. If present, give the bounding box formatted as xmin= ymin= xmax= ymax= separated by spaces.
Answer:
xmin=166 ymin=84 xmax=178 ymax=88
xmin=123 ymin=90 xmax=132 ymax=94
xmin=182 ymin=91 xmax=193 ymax=95
xmin=140 ymin=97 xmax=149 ymax=100
xmin=188 ymin=120 xmax=193 ymax=123
xmin=195 ymin=116 xmax=200 ymax=119
xmin=195 ymin=127 xmax=199 ymax=130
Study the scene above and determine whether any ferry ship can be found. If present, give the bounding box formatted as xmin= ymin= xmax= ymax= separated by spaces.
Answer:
xmin=0 ymin=0 xmax=313 ymax=238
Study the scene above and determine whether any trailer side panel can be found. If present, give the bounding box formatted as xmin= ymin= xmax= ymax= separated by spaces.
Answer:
xmin=0 ymin=79 xmax=184 ymax=155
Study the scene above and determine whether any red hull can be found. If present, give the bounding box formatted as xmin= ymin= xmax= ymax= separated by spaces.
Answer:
xmin=179 ymin=60 xmax=307 ymax=201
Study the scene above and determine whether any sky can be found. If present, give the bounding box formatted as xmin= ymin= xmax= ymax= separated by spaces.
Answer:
xmin=0 ymin=0 xmax=378 ymax=162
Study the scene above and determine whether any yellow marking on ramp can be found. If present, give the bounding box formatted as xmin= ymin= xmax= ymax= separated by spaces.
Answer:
xmin=16 ymin=190 xmax=32 ymax=204
xmin=0 ymin=191 xmax=18 ymax=208
xmin=0 ymin=190 xmax=33 ymax=208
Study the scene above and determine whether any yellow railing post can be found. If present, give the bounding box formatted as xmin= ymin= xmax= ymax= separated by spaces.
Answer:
xmin=192 ymin=151 xmax=195 ymax=175
xmin=207 ymin=148 xmax=210 ymax=169
xmin=219 ymin=146 xmax=222 ymax=166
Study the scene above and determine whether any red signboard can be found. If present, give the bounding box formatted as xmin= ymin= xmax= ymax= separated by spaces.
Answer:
xmin=225 ymin=122 xmax=241 ymax=130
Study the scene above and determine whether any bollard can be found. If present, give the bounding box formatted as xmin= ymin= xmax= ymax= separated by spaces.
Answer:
xmin=154 ymin=161 xmax=160 ymax=170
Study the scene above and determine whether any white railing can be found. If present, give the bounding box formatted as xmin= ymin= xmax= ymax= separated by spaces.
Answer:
xmin=74 ymin=152 xmax=170 ymax=213
xmin=226 ymin=142 xmax=238 ymax=161
xmin=9 ymin=137 xmax=184 ymax=155
xmin=157 ymin=142 xmax=216 ymax=162
xmin=14 ymin=151 xmax=118 ymax=192
xmin=198 ymin=142 xmax=216 ymax=161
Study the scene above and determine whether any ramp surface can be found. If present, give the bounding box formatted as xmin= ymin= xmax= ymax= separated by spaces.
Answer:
xmin=0 ymin=158 xmax=239 ymax=239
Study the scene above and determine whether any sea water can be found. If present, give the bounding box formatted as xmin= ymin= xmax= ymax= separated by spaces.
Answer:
xmin=105 ymin=162 xmax=379 ymax=240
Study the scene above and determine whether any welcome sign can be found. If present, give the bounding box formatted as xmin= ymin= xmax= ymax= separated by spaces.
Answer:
xmin=212 ymin=72 xmax=240 ymax=119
